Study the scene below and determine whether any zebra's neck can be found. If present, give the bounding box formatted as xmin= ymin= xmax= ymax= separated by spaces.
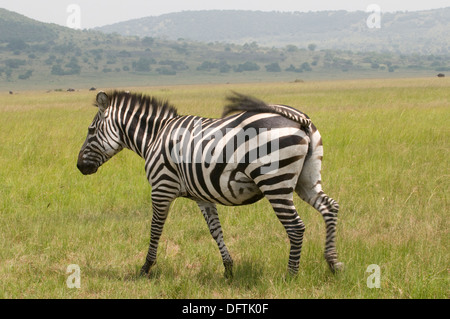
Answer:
xmin=110 ymin=92 xmax=178 ymax=158
xmin=120 ymin=115 xmax=174 ymax=158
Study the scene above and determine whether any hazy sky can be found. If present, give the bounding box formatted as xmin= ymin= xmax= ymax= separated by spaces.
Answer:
xmin=1 ymin=0 xmax=449 ymax=29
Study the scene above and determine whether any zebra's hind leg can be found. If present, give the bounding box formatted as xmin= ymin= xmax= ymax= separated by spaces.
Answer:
xmin=197 ymin=201 xmax=233 ymax=278
xmin=140 ymin=193 xmax=174 ymax=277
xmin=264 ymin=191 xmax=305 ymax=276
xmin=315 ymin=194 xmax=343 ymax=273
xmin=296 ymin=177 xmax=343 ymax=273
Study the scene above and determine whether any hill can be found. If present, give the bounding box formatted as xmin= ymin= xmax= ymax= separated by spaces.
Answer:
xmin=0 ymin=8 xmax=449 ymax=91
xmin=0 ymin=8 xmax=60 ymax=43
xmin=97 ymin=9 xmax=450 ymax=55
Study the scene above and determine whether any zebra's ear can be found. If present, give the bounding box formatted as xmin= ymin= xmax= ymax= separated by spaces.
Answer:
xmin=96 ymin=91 xmax=109 ymax=112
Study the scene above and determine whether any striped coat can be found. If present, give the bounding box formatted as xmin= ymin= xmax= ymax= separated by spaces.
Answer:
xmin=77 ymin=91 xmax=342 ymax=277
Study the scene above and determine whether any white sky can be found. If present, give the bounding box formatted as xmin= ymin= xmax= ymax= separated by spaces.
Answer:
xmin=1 ymin=0 xmax=449 ymax=29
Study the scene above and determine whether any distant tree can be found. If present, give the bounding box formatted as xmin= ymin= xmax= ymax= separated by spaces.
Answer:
xmin=234 ymin=61 xmax=260 ymax=72
xmin=50 ymin=58 xmax=81 ymax=75
xmin=265 ymin=62 xmax=281 ymax=72
xmin=286 ymin=45 xmax=298 ymax=52
xmin=118 ymin=50 xmax=132 ymax=57
xmin=7 ymin=39 xmax=28 ymax=51
xmin=30 ymin=42 xmax=51 ymax=53
xmin=197 ymin=61 xmax=217 ymax=71
xmin=142 ymin=37 xmax=155 ymax=46
xmin=218 ymin=61 xmax=232 ymax=73
xmin=89 ymin=49 xmax=104 ymax=61
xmin=243 ymin=42 xmax=259 ymax=51
xmin=157 ymin=67 xmax=176 ymax=75
xmin=285 ymin=64 xmax=303 ymax=73
xmin=53 ymin=42 xmax=79 ymax=55
xmin=45 ymin=55 xmax=57 ymax=65
xmin=312 ymin=55 xmax=320 ymax=66
xmin=4 ymin=59 xmax=26 ymax=69
xmin=301 ymin=62 xmax=312 ymax=71
xmin=18 ymin=70 xmax=33 ymax=80
xmin=51 ymin=65 xmax=65 ymax=75
xmin=132 ymin=57 xmax=153 ymax=72
xmin=197 ymin=61 xmax=231 ymax=73
xmin=308 ymin=43 xmax=317 ymax=51
xmin=66 ymin=57 xmax=81 ymax=74
xmin=107 ymin=58 xmax=117 ymax=65
xmin=286 ymin=64 xmax=295 ymax=72
xmin=171 ymin=43 xmax=189 ymax=55
xmin=159 ymin=60 xmax=188 ymax=71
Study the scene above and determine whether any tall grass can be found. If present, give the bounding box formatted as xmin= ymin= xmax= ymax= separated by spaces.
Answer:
xmin=0 ymin=78 xmax=448 ymax=298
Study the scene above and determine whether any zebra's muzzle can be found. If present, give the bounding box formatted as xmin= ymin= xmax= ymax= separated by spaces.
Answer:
xmin=77 ymin=160 xmax=98 ymax=175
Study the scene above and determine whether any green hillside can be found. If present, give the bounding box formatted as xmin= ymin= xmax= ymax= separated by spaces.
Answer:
xmin=0 ymin=8 xmax=449 ymax=91
xmin=0 ymin=8 xmax=60 ymax=43
xmin=97 ymin=9 xmax=450 ymax=54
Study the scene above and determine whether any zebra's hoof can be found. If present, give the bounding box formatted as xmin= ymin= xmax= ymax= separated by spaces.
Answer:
xmin=330 ymin=262 xmax=344 ymax=274
xmin=224 ymin=267 xmax=233 ymax=279
xmin=139 ymin=268 xmax=149 ymax=277
xmin=224 ymin=270 xmax=233 ymax=279
xmin=139 ymin=262 xmax=152 ymax=277
xmin=223 ymin=261 xmax=233 ymax=279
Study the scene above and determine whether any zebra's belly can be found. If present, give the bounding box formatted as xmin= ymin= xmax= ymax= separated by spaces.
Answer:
xmin=182 ymin=166 xmax=264 ymax=206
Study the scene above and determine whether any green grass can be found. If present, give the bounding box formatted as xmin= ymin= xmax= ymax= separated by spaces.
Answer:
xmin=0 ymin=78 xmax=448 ymax=298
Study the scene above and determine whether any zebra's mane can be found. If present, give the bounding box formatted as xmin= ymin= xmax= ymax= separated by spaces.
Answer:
xmin=222 ymin=91 xmax=311 ymax=129
xmin=105 ymin=90 xmax=179 ymax=118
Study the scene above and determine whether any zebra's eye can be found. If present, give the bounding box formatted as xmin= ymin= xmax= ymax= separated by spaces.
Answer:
xmin=88 ymin=126 xmax=96 ymax=135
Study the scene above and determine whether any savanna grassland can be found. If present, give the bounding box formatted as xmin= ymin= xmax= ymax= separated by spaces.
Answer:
xmin=0 ymin=78 xmax=448 ymax=298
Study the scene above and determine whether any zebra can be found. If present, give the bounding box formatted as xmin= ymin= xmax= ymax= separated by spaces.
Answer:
xmin=77 ymin=90 xmax=343 ymax=277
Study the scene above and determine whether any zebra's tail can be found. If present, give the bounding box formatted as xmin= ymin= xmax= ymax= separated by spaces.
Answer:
xmin=223 ymin=91 xmax=312 ymax=130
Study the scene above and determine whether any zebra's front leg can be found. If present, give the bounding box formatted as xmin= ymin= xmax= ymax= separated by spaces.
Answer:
xmin=197 ymin=201 xmax=233 ymax=278
xmin=140 ymin=195 xmax=174 ymax=277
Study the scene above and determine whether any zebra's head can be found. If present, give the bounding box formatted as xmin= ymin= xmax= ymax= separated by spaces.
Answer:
xmin=77 ymin=91 xmax=124 ymax=175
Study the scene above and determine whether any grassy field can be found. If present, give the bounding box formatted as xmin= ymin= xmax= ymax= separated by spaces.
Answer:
xmin=0 ymin=78 xmax=448 ymax=299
